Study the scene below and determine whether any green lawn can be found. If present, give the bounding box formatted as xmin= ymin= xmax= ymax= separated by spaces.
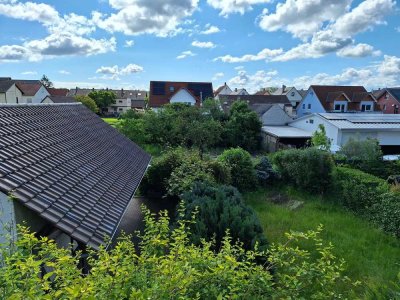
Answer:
xmin=102 ymin=118 xmax=120 ymax=127
xmin=245 ymin=186 xmax=400 ymax=296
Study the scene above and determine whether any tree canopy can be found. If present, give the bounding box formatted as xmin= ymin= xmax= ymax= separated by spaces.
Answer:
xmin=75 ymin=95 xmax=99 ymax=113
xmin=88 ymin=90 xmax=117 ymax=114
xmin=40 ymin=74 xmax=53 ymax=88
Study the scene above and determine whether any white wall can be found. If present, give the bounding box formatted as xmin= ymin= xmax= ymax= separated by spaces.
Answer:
xmin=31 ymin=85 xmax=50 ymax=104
xmin=170 ymin=89 xmax=196 ymax=105
xmin=215 ymin=85 xmax=232 ymax=99
xmin=286 ymin=88 xmax=303 ymax=107
xmin=0 ymin=84 xmax=23 ymax=104
xmin=296 ymin=88 xmax=326 ymax=117
xmin=0 ymin=192 xmax=17 ymax=246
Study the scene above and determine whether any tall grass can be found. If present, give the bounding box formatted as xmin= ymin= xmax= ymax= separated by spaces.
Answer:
xmin=245 ymin=186 xmax=400 ymax=297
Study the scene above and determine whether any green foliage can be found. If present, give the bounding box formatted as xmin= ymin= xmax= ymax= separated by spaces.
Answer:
xmin=0 ymin=207 xmax=357 ymax=299
xmin=218 ymin=148 xmax=257 ymax=191
xmin=186 ymin=118 xmax=222 ymax=155
xmin=311 ymin=124 xmax=331 ymax=151
xmin=75 ymin=95 xmax=99 ymax=113
xmin=141 ymin=148 xmax=225 ymax=199
xmin=202 ymin=98 xmax=227 ymax=121
xmin=224 ymin=101 xmax=262 ymax=151
xmin=334 ymin=167 xmax=400 ymax=237
xmin=119 ymin=109 xmax=142 ymax=120
xmin=117 ymin=118 xmax=149 ymax=147
xmin=255 ymin=156 xmax=278 ymax=186
xmin=88 ymin=90 xmax=117 ymax=114
xmin=180 ymin=183 xmax=268 ymax=253
xmin=334 ymin=167 xmax=389 ymax=213
xmin=273 ymin=148 xmax=334 ymax=194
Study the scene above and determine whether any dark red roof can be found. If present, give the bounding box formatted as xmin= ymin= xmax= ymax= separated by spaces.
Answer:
xmin=15 ymin=81 xmax=42 ymax=96
xmin=47 ymin=88 xmax=69 ymax=96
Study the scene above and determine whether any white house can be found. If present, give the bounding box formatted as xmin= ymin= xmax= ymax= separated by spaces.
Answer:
xmin=290 ymin=113 xmax=400 ymax=153
xmin=296 ymin=85 xmax=379 ymax=117
xmin=272 ymin=86 xmax=303 ymax=108
xmin=252 ymin=103 xmax=293 ymax=126
xmin=214 ymin=83 xmax=233 ymax=99
xmin=170 ymin=88 xmax=197 ymax=105
xmin=16 ymin=81 xmax=50 ymax=104
xmin=230 ymin=88 xmax=249 ymax=96
xmin=0 ymin=81 xmax=23 ymax=103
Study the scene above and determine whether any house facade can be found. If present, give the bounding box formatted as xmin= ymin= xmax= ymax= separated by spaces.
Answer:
xmin=219 ymin=94 xmax=292 ymax=114
xmin=149 ymin=81 xmax=213 ymax=108
xmin=375 ymin=88 xmax=400 ymax=114
xmin=16 ymin=81 xmax=50 ymax=103
xmin=290 ymin=113 xmax=400 ymax=153
xmin=0 ymin=81 xmax=23 ymax=103
xmin=272 ymin=86 xmax=303 ymax=108
xmin=214 ymin=83 xmax=232 ymax=99
xmin=42 ymin=95 xmax=76 ymax=103
xmin=297 ymin=85 xmax=379 ymax=117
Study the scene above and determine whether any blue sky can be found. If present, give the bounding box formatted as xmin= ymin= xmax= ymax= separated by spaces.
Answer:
xmin=0 ymin=0 xmax=399 ymax=92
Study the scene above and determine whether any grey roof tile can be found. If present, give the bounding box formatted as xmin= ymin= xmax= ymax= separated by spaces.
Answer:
xmin=0 ymin=103 xmax=150 ymax=249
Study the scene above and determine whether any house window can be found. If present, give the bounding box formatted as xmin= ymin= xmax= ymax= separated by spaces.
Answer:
xmin=119 ymin=100 xmax=123 ymax=103
xmin=383 ymin=104 xmax=386 ymax=111
xmin=291 ymin=92 xmax=295 ymax=97
xmin=385 ymin=94 xmax=389 ymax=100
xmin=335 ymin=104 xmax=346 ymax=112
xmin=395 ymin=105 xmax=399 ymax=114
xmin=361 ymin=104 xmax=372 ymax=112
xmin=302 ymin=104 xmax=305 ymax=109
xmin=307 ymin=104 xmax=311 ymax=109
xmin=310 ymin=119 xmax=314 ymax=124
xmin=119 ymin=108 xmax=123 ymax=111
xmin=169 ymin=86 xmax=175 ymax=93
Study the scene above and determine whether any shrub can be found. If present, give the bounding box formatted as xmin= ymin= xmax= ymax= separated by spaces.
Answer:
xmin=334 ymin=167 xmax=389 ymax=213
xmin=255 ymin=156 xmax=278 ymax=186
xmin=218 ymin=148 xmax=257 ymax=191
xmin=207 ymin=159 xmax=232 ymax=185
xmin=311 ymin=124 xmax=331 ymax=151
xmin=0 ymin=210 xmax=356 ymax=299
xmin=369 ymin=193 xmax=400 ymax=238
xmin=180 ymin=182 xmax=268 ymax=252
xmin=273 ymin=148 xmax=334 ymax=194
xmin=75 ymin=95 xmax=99 ymax=113
xmin=117 ymin=118 xmax=149 ymax=147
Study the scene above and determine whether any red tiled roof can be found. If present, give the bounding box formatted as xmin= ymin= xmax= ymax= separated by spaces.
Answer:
xmin=47 ymin=88 xmax=69 ymax=96
xmin=15 ymin=82 xmax=42 ymax=96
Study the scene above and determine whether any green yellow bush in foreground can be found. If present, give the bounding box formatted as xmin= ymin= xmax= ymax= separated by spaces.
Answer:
xmin=0 ymin=205 xmax=356 ymax=299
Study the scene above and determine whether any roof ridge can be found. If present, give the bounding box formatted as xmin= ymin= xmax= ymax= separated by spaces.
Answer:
xmin=0 ymin=103 xmax=81 ymax=108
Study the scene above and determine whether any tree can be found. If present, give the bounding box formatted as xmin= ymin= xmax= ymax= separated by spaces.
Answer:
xmin=186 ymin=119 xmax=222 ymax=157
xmin=74 ymin=95 xmax=99 ymax=113
xmin=311 ymin=124 xmax=331 ymax=151
xmin=255 ymin=156 xmax=278 ymax=186
xmin=88 ymin=90 xmax=117 ymax=114
xmin=339 ymin=137 xmax=382 ymax=162
xmin=40 ymin=74 xmax=53 ymax=88
xmin=224 ymin=101 xmax=262 ymax=151
xmin=202 ymin=98 xmax=227 ymax=121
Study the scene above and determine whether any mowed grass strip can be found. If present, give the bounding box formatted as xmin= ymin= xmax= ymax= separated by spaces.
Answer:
xmin=245 ymin=186 xmax=400 ymax=295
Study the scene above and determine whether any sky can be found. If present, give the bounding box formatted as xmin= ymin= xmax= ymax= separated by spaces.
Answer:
xmin=0 ymin=0 xmax=399 ymax=92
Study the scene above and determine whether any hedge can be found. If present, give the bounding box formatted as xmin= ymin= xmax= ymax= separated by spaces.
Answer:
xmin=334 ymin=167 xmax=399 ymax=238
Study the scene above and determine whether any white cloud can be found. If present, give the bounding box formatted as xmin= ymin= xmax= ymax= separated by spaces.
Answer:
xmin=21 ymin=71 xmax=37 ymax=75
xmin=177 ymin=50 xmax=196 ymax=59
xmin=207 ymin=0 xmax=271 ymax=16
xmin=0 ymin=45 xmax=29 ymax=62
xmin=214 ymin=48 xmax=283 ymax=63
xmin=259 ymin=0 xmax=351 ymax=40
xmin=293 ymin=55 xmax=400 ymax=88
xmin=93 ymin=0 xmax=199 ymax=37
xmin=212 ymin=72 xmax=224 ymax=80
xmin=228 ymin=69 xmax=280 ymax=92
xmin=59 ymin=70 xmax=71 ymax=75
xmin=96 ymin=63 xmax=144 ymax=80
xmin=124 ymin=40 xmax=135 ymax=47
xmin=201 ymin=24 xmax=220 ymax=35
xmin=191 ymin=40 xmax=216 ymax=48
xmin=337 ymin=43 xmax=381 ymax=58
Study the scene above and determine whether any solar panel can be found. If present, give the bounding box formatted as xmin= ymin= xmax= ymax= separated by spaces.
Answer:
xmin=152 ymin=82 xmax=165 ymax=95
xmin=188 ymin=83 xmax=213 ymax=99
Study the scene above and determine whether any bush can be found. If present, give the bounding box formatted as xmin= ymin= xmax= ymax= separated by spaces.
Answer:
xmin=255 ymin=156 xmax=278 ymax=186
xmin=273 ymin=148 xmax=334 ymax=194
xmin=75 ymin=95 xmax=99 ymax=113
xmin=218 ymin=148 xmax=257 ymax=191
xmin=180 ymin=182 xmax=268 ymax=252
xmin=334 ymin=167 xmax=389 ymax=213
xmin=117 ymin=118 xmax=149 ymax=147
xmin=0 ymin=209 xmax=356 ymax=299
xmin=369 ymin=193 xmax=400 ymax=238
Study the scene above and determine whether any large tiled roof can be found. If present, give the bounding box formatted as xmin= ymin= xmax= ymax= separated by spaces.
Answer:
xmin=0 ymin=81 xmax=15 ymax=93
xmin=0 ymin=104 xmax=151 ymax=248
xmin=14 ymin=80 xmax=42 ymax=96
xmin=219 ymin=94 xmax=290 ymax=113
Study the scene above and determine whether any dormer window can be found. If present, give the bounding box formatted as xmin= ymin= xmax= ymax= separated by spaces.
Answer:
xmin=291 ymin=92 xmax=295 ymax=97
xmin=169 ymin=86 xmax=175 ymax=93
xmin=361 ymin=104 xmax=372 ymax=112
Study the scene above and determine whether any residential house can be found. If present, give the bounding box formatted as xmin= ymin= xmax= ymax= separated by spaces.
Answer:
xmin=214 ymin=82 xmax=232 ymax=99
xmin=149 ymin=81 xmax=213 ymax=108
xmin=254 ymin=88 xmax=271 ymax=96
xmin=219 ymin=94 xmax=292 ymax=115
xmin=297 ymin=85 xmax=379 ymax=117
xmin=42 ymin=95 xmax=76 ymax=103
xmin=0 ymin=103 xmax=151 ymax=249
xmin=230 ymin=88 xmax=249 ymax=96
xmin=0 ymin=80 xmax=23 ymax=103
xmin=290 ymin=113 xmax=400 ymax=154
xmin=272 ymin=85 xmax=303 ymax=108
xmin=15 ymin=80 xmax=50 ymax=103
xmin=375 ymin=88 xmax=400 ymax=114
xmin=252 ymin=104 xmax=293 ymax=126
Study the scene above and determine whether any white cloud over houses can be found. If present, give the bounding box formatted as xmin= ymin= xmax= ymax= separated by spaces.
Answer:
xmin=177 ymin=50 xmax=196 ymax=59
xmin=191 ymin=40 xmax=216 ymax=48
xmin=96 ymin=63 xmax=144 ymax=80
xmin=207 ymin=0 xmax=271 ymax=16
xmin=214 ymin=48 xmax=283 ymax=63
xmin=93 ymin=0 xmax=199 ymax=37
xmin=228 ymin=69 xmax=281 ymax=92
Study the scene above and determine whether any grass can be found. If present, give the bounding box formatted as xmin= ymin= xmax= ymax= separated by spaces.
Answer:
xmin=102 ymin=118 xmax=120 ymax=127
xmin=245 ymin=186 xmax=400 ymax=296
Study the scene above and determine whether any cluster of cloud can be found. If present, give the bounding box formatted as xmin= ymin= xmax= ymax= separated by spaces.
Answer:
xmin=207 ymin=0 xmax=271 ymax=16
xmin=95 ymin=63 xmax=144 ymax=80
xmin=191 ymin=40 xmax=216 ymax=48
xmin=0 ymin=1 xmax=115 ymax=62
xmin=225 ymin=55 xmax=400 ymax=93
xmin=177 ymin=50 xmax=196 ymax=59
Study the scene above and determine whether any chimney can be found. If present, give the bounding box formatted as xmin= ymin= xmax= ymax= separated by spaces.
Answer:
xmin=224 ymin=82 xmax=227 ymax=86
xmin=235 ymin=88 xmax=238 ymax=92
xmin=121 ymin=88 xmax=124 ymax=97
xmin=75 ymin=86 xmax=78 ymax=95
xmin=282 ymin=85 xmax=286 ymax=92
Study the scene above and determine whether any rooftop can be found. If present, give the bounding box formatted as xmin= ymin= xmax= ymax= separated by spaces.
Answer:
xmin=0 ymin=103 xmax=151 ymax=249
xmin=262 ymin=126 xmax=312 ymax=138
